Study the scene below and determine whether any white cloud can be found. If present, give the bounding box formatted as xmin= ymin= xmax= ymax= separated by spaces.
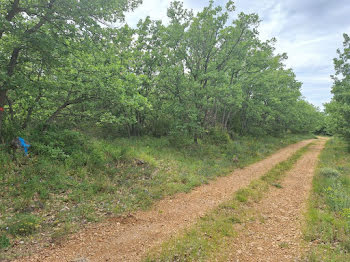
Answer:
xmin=298 ymin=76 xmax=332 ymax=84
xmin=125 ymin=0 xmax=203 ymax=27
xmin=126 ymin=0 xmax=172 ymax=27
xmin=258 ymin=3 xmax=286 ymax=41
xmin=123 ymin=0 xmax=347 ymax=109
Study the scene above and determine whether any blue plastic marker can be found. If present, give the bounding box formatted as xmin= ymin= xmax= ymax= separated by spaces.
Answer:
xmin=18 ymin=137 xmax=30 ymax=156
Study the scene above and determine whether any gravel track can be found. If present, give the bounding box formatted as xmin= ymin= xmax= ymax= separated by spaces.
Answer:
xmin=224 ymin=137 xmax=327 ymax=262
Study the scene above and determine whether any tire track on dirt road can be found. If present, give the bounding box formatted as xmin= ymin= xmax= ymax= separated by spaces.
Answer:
xmin=223 ymin=137 xmax=327 ymax=262
xmin=15 ymin=139 xmax=315 ymax=262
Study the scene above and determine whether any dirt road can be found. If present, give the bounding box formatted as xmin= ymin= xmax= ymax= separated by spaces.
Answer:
xmin=15 ymin=139 xmax=315 ymax=262
xmin=224 ymin=137 xmax=327 ymax=261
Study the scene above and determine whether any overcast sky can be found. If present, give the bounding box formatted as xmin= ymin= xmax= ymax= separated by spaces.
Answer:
xmin=126 ymin=0 xmax=350 ymax=109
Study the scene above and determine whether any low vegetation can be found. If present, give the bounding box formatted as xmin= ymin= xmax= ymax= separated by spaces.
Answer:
xmin=304 ymin=138 xmax=350 ymax=262
xmin=0 ymin=130 xmax=313 ymax=259
xmin=144 ymin=141 xmax=312 ymax=262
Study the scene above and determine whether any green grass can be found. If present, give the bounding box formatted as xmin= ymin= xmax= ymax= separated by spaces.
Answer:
xmin=0 ymin=131 xmax=313 ymax=259
xmin=143 ymin=142 xmax=312 ymax=262
xmin=303 ymin=137 xmax=350 ymax=262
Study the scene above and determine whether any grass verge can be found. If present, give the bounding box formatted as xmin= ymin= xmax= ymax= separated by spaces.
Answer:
xmin=0 ymin=132 xmax=313 ymax=260
xmin=143 ymin=142 xmax=313 ymax=262
xmin=303 ymin=137 xmax=350 ymax=262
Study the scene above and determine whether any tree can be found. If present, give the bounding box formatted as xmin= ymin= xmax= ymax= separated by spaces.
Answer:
xmin=0 ymin=0 xmax=142 ymax=141
xmin=156 ymin=1 xmax=261 ymax=141
xmin=326 ymin=34 xmax=350 ymax=142
xmin=0 ymin=0 xmax=321 ymax=142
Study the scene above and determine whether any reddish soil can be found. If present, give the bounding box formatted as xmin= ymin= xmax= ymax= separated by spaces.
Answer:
xmin=224 ymin=138 xmax=327 ymax=262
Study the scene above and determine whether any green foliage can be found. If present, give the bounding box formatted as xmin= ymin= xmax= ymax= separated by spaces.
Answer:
xmin=0 ymin=0 xmax=319 ymax=142
xmin=325 ymin=180 xmax=350 ymax=213
xmin=0 ymin=145 xmax=11 ymax=165
xmin=0 ymin=234 xmax=10 ymax=249
xmin=326 ymin=34 xmax=350 ymax=141
xmin=0 ymin=0 xmax=143 ymax=139
xmin=28 ymin=129 xmax=88 ymax=160
xmin=6 ymin=214 xmax=41 ymax=236
xmin=204 ymin=127 xmax=232 ymax=145
xmin=304 ymin=138 xmax=350 ymax=261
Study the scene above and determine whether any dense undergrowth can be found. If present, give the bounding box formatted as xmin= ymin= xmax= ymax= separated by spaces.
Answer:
xmin=144 ymin=140 xmax=312 ymax=261
xmin=0 ymin=129 xmax=313 ymax=259
xmin=304 ymin=138 xmax=350 ymax=261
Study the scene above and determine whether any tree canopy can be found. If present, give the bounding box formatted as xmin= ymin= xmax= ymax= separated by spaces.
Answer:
xmin=326 ymin=33 xmax=350 ymax=141
xmin=0 ymin=0 xmax=321 ymax=143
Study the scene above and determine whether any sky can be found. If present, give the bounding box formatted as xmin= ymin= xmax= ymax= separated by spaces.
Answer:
xmin=125 ymin=0 xmax=350 ymax=109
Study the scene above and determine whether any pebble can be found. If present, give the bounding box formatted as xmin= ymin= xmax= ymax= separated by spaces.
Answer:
xmin=71 ymin=258 xmax=89 ymax=262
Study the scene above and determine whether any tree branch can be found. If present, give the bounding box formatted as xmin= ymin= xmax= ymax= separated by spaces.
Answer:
xmin=24 ymin=0 xmax=57 ymax=35
xmin=0 ymin=0 xmax=21 ymax=39
xmin=43 ymin=95 xmax=90 ymax=130
xmin=216 ymin=27 xmax=246 ymax=71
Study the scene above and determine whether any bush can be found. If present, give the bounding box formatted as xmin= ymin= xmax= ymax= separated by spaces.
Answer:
xmin=205 ymin=127 xmax=232 ymax=145
xmin=28 ymin=129 xmax=89 ymax=160
xmin=150 ymin=118 xmax=171 ymax=137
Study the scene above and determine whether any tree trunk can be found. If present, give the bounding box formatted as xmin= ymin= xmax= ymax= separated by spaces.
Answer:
xmin=240 ymin=113 xmax=248 ymax=135
xmin=42 ymin=102 xmax=69 ymax=131
xmin=23 ymin=91 xmax=42 ymax=129
xmin=222 ymin=107 xmax=226 ymax=127
xmin=0 ymin=89 xmax=7 ymax=141
xmin=194 ymin=133 xmax=198 ymax=144
xmin=0 ymin=48 xmax=21 ymax=141
xmin=6 ymin=96 xmax=14 ymax=122
xmin=127 ymin=125 xmax=131 ymax=138
xmin=224 ymin=109 xmax=232 ymax=130
xmin=203 ymin=109 xmax=209 ymax=129
xmin=214 ymin=102 xmax=218 ymax=126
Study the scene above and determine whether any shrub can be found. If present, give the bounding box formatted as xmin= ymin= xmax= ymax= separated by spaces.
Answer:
xmin=205 ymin=127 xmax=231 ymax=145
xmin=150 ymin=118 xmax=171 ymax=137
xmin=28 ymin=129 xmax=88 ymax=160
